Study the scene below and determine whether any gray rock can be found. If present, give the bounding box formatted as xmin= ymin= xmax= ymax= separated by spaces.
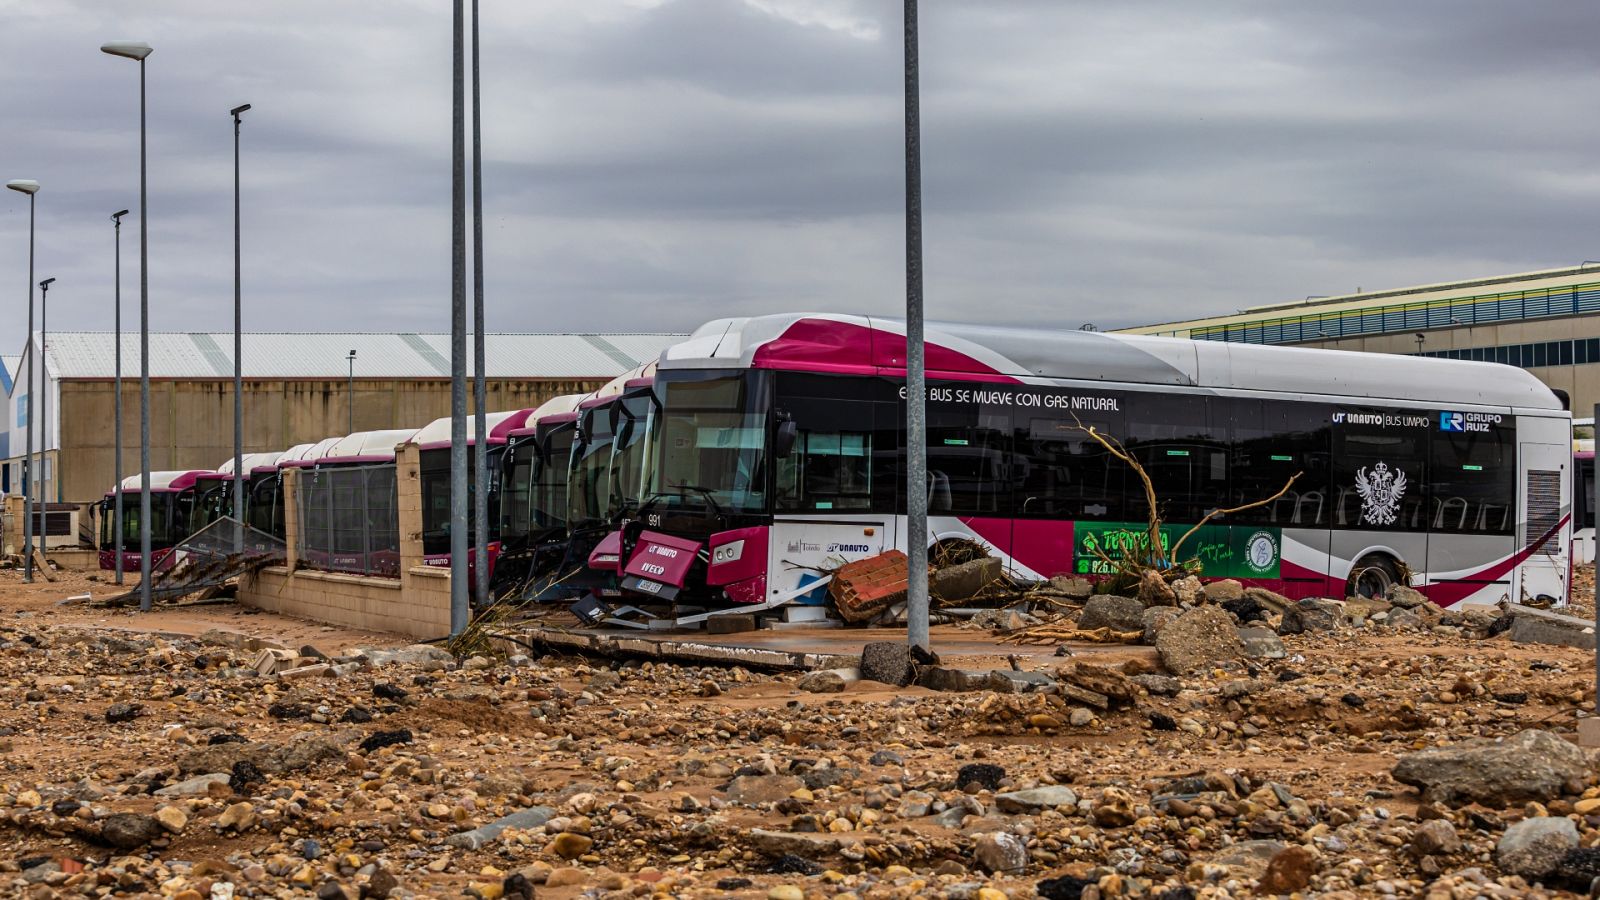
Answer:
xmin=1237 ymin=626 xmax=1286 ymax=659
xmin=995 ymin=786 xmax=1078 ymax=813
xmin=746 ymin=829 xmax=843 ymax=857
xmin=1410 ymin=819 xmax=1461 ymax=857
xmin=1206 ymin=839 xmax=1287 ymax=879
xmin=1170 ymin=575 xmax=1203 ymax=606
xmin=445 ymin=806 xmax=555 ymax=850
xmin=917 ymin=667 xmax=996 ymax=693
xmin=1507 ymin=605 xmax=1598 ymax=651
xmin=1142 ymin=606 xmax=1182 ymax=645
xmin=1078 ymin=595 xmax=1145 ymax=632
xmin=1278 ymin=598 xmax=1343 ymax=635
xmin=1393 ymin=729 xmax=1588 ymax=806
xmin=859 ymin=642 xmax=915 ymax=687
xmin=1496 ymin=816 xmax=1579 ymax=880
xmin=99 ymin=812 xmax=163 ymax=850
xmin=932 ymin=557 xmax=1003 ymax=602
xmin=1386 ymin=584 xmax=1428 ymax=609
xmin=154 ymin=772 xmax=232 ymax=797
xmin=1202 ymin=579 xmax=1244 ymax=602
xmin=969 ymin=608 xmax=1039 ymax=631
xmin=104 ymin=702 xmax=141 ymax=724
xmin=354 ymin=645 xmax=455 ymax=667
xmin=1047 ymin=575 xmax=1094 ymax=600
xmin=1243 ymin=586 xmax=1291 ymax=611
xmin=870 ymin=750 xmax=904 ymax=767
xmin=972 ymin=832 xmax=1028 ymax=873
xmin=726 ymin=774 xmax=806 ymax=806
xmin=797 ymin=668 xmax=856 ymax=693
xmin=1388 ymin=608 xmax=1425 ymax=630
xmin=1130 ymin=673 xmax=1182 ymax=696
xmin=1156 ymin=605 xmax=1244 ymax=675
xmin=987 ymin=669 xmax=1058 ymax=694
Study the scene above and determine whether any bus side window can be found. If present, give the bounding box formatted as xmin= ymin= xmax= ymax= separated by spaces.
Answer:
xmin=1125 ymin=395 xmax=1228 ymax=524
xmin=1011 ymin=406 xmax=1125 ymax=520
xmin=1428 ymin=426 xmax=1513 ymax=535
xmin=925 ymin=398 xmax=1010 ymax=515
xmin=774 ymin=398 xmax=877 ymax=513
xmin=1332 ymin=414 xmax=1429 ymax=531
xmin=1229 ymin=399 xmax=1330 ymax=526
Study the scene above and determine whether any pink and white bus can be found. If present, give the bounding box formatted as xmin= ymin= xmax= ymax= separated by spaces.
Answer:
xmin=618 ymin=314 xmax=1571 ymax=612
xmin=410 ymin=409 xmax=540 ymax=587
xmin=98 ymin=470 xmax=216 ymax=573
xmin=490 ymin=394 xmax=586 ymax=596
xmin=300 ymin=430 xmax=414 ymax=576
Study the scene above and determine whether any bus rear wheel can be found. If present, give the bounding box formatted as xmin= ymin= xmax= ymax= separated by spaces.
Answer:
xmin=1346 ymin=554 xmax=1402 ymax=600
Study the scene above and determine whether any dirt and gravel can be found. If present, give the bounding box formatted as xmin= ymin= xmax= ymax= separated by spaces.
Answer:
xmin=0 ymin=565 xmax=1597 ymax=898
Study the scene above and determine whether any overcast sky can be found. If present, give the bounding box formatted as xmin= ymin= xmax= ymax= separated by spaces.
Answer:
xmin=2 ymin=0 xmax=1598 ymax=351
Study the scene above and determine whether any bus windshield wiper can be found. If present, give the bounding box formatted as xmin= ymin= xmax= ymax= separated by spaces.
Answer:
xmin=671 ymin=483 xmax=724 ymax=517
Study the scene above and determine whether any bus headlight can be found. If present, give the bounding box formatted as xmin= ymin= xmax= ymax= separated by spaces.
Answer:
xmin=712 ymin=540 xmax=744 ymax=564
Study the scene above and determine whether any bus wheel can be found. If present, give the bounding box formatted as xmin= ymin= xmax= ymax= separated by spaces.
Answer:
xmin=1346 ymin=554 xmax=1401 ymax=600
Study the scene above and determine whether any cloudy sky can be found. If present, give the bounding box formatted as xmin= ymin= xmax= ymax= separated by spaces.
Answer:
xmin=2 ymin=1 xmax=1598 ymax=351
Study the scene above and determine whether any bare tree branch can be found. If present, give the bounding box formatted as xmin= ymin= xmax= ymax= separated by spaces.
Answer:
xmin=1168 ymin=471 xmax=1301 ymax=564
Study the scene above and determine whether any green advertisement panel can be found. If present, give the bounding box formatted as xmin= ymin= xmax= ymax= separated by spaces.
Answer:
xmin=1073 ymin=522 xmax=1281 ymax=579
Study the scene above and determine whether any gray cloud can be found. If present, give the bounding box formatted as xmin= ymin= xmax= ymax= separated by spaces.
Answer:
xmin=2 ymin=0 xmax=1598 ymax=350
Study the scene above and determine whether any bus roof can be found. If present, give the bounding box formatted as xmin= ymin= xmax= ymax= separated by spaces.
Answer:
xmin=215 ymin=451 xmax=284 ymax=475
xmin=111 ymin=470 xmax=213 ymax=494
xmin=507 ymin=394 xmax=586 ymax=439
xmin=320 ymin=429 xmax=417 ymax=465
xmin=577 ymin=361 xmax=655 ymax=410
xmin=408 ymin=409 xmax=537 ymax=451
xmin=660 ymin=314 xmax=1565 ymax=412
xmin=279 ymin=436 xmax=344 ymax=469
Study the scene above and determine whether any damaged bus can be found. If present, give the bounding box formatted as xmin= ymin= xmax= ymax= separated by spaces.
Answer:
xmin=411 ymin=408 xmax=540 ymax=588
xmin=611 ymin=314 xmax=1571 ymax=616
xmin=489 ymin=394 xmax=585 ymax=598
xmin=97 ymin=470 xmax=216 ymax=574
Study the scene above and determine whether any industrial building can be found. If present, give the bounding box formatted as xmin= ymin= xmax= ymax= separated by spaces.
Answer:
xmin=1121 ymin=264 xmax=1600 ymax=413
xmin=2 ymin=331 xmax=681 ymax=514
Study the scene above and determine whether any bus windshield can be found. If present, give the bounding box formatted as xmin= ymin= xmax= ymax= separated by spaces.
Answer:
xmin=608 ymin=392 xmax=655 ymax=520
xmin=570 ymin=407 xmax=615 ymax=528
xmin=501 ymin=438 xmax=537 ymax=542
xmin=536 ymin=425 xmax=575 ymax=530
xmin=647 ymin=373 xmax=769 ymax=515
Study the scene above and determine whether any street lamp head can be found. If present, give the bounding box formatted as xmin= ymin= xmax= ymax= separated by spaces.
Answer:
xmin=5 ymin=180 xmax=40 ymax=195
xmin=100 ymin=42 xmax=153 ymax=61
xmin=112 ymin=209 xmax=130 ymax=221
xmin=230 ymin=103 xmax=252 ymax=117
xmin=348 ymin=350 xmax=357 ymax=360
xmin=39 ymin=277 xmax=55 ymax=289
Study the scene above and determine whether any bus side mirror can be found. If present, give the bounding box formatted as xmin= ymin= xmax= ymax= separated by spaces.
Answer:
xmin=775 ymin=419 xmax=799 ymax=459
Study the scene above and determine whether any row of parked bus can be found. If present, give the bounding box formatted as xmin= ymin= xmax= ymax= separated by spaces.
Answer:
xmin=99 ymin=314 xmax=1578 ymax=614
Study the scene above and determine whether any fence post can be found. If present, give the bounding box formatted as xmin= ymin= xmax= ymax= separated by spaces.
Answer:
xmin=396 ymin=444 xmax=424 ymax=573
xmin=282 ymin=467 xmax=301 ymax=573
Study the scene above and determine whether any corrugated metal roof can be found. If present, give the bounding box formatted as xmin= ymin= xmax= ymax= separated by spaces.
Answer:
xmin=34 ymin=332 xmax=684 ymax=380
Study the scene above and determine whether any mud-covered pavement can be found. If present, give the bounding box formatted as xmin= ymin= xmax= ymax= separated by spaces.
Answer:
xmin=0 ymin=568 xmax=1597 ymax=898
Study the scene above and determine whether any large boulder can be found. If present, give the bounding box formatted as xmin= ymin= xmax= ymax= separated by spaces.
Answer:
xmin=1201 ymin=579 xmax=1244 ymax=603
xmin=1496 ymin=817 xmax=1580 ymax=880
xmin=859 ymin=642 xmax=915 ymax=687
xmin=1170 ymin=575 xmax=1203 ymax=606
xmin=98 ymin=813 xmax=164 ymax=850
xmin=1392 ymin=729 xmax=1587 ymax=806
xmin=931 ymin=557 xmax=1003 ymax=602
xmin=1386 ymin=584 xmax=1429 ymax=609
xmin=1078 ymin=595 xmax=1145 ymax=632
xmin=1142 ymin=606 xmax=1182 ymax=645
xmin=1243 ymin=586 xmax=1291 ymax=612
xmin=1156 ymin=606 xmax=1244 ymax=675
xmin=1278 ymin=598 xmax=1343 ymax=635
xmin=1047 ymin=575 xmax=1094 ymax=600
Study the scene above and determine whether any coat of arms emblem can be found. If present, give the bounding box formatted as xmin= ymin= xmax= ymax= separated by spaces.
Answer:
xmin=1354 ymin=461 xmax=1407 ymax=526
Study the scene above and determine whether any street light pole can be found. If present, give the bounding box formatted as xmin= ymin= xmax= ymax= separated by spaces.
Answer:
xmin=903 ymin=0 xmax=930 ymax=651
xmin=5 ymin=180 xmax=39 ymax=584
xmin=112 ymin=209 xmax=129 ymax=584
xmin=100 ymin=40 xmax=154 ymax=611
xmin=470 ymin=0 xmax=489 ymax=610
xmin=449 ymin=0 xmax=470 ymax=636
xmin=38 ymin=279 xmax=54 ymax=521
xmin=346 ymin=350 xmax=356 ymax=434
xmin=231 ymin=103 xmax=251 ymax=548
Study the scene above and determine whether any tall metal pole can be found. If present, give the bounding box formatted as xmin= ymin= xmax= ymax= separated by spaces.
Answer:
xmin=23 ymin=192 xmax=35 ymax=584
xmin=903 ymin=0 xmax=930 ymax=651
xmin=38 ymin=280 xmax=52 ymax=529
xmin=347 ymin=351 xmax=356 ymax=434
xmin=231 ymin=104 xmax=250 ymax=547
xmin=470 ymin=0 xmax=489 ymax=609
xmin=449 ymin=0 xmax=470 ymax=635
xmin=138 ymin=56 xmax=152 ymax=612
xmin=112 ymin=210 xmax=128 ymax=584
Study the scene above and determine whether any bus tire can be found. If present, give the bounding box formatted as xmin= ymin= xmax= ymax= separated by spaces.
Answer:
xmin=1346 ymin=553 xmax=1402 ymax=600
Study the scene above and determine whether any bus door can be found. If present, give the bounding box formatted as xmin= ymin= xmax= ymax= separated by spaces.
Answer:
xmin=771 ymin=397 xmax=896 ymax=604
xmin=1425 ymin=420 xmax=1515 ymax=604
xmin=1516 ymin=441 xmax=1569 ymax=603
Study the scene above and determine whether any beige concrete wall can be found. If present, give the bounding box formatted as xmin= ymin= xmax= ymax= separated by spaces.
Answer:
xmin=55 ymin=376 xmax=605 ymax=503
xmin=238 ymin=444 xmax=452 ymax=639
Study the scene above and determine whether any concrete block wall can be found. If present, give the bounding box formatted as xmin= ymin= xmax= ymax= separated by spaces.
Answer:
xmin=239 ymin=443 xmax=451 ymax=640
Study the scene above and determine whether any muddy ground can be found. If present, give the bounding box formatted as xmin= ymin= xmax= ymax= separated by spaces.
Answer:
xmin=0 ymin=565 xmax=1595 ymax=899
